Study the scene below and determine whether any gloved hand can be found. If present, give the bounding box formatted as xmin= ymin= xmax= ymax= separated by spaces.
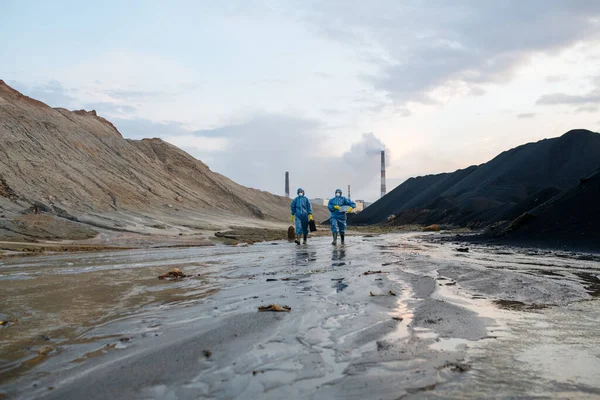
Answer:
xmin=290 ymin=215 xmax=295 ymax=222
xmin=346 ymin=207 xmax=353 ymax=213
xmin=309 ymin=214 xmax=313 ymax=221
xmin=334 ymin=205 xmax=341 ymax=211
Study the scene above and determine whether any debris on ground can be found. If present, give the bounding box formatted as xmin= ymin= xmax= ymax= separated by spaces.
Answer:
xmin=493 ymin=299 xmax=549 ymax=311
xmin=0 ymin=319 xmax=18 ymax=327
xmin=423 ymin=224 xmax=440 ymax=232
xmin=456 ymin=247 xmax=470 ymax=253
xmin=158 ymin=268 xmax=188 ymax=280
xmin=38 ymin=345 xmax=55 ymax=356
xmin=203 ymin=350 xmax=212 ymax=358
xmin=258 ymin=304 xmax=291 ymax=312
xmin=287 ymin=226 xmax=295 ymax=241
xmin=392 ymin=316 xmax=404 ymax=321
xmin=376 ymin=340 xmax=392 ymax=351
xmin=266 ymin=278 xmax=278 ymax=282
xmin=370 ymin=290 xmax=397 ymax=297
xmin=363 ymin=270 xmax=384 ymax=275
xmin=440 ymin=361 xmax=472 ymax=373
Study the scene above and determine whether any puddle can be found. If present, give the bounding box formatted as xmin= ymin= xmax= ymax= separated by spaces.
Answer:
xmin=430 ymin=337 xmax=473 ymax=352
xmin=331 ymin=278 xmax=348 ymax=293
xmin=2 ymin=234 xmax=600 ymax=399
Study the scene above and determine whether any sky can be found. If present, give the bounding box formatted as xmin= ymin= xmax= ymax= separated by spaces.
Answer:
xmin=2 ymin=0 xmax=600 ymax=201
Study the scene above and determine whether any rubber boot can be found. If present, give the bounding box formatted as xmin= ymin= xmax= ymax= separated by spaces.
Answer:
xmin=332 ymin=233 xmax=338 ymax=245
xmin=340 ymin=233 xmax=345 ymax=245
xmin=295 ymin=234 xmax=301 ymax=245
xmin=303 ymin=233 xmax=308 ymax=244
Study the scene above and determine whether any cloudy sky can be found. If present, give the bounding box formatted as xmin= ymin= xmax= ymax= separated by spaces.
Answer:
xmin=3 ymin=1 xmax=600 ymax=201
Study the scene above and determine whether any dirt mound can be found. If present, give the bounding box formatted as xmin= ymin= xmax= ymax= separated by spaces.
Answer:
xmin=351 ymin=166 xmax=477 ymax=226
xmin=0 ymin=214 xmax=97 ymax=241
xmin=352 ymin=129 xmax=600 ymax=229
xmin=489 ymin=186 xmax=562 ymax=224
xmin=0 ymin=80 xmax=327 ymax=240
xmin=494 ymin=169 xmax=600 ymax=252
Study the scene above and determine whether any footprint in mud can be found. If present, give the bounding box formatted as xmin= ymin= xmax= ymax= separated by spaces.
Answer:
xmin=331 ymin=278 xmax=348 ymax=292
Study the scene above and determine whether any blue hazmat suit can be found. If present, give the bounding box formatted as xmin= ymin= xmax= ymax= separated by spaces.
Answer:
xmin=290 ymin=190 xmax=313 ymax=236
xmin=328 ymin=191 xmax=356 ymax=234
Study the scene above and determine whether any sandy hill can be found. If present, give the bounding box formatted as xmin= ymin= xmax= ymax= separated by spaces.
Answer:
xmin=352 ymin=129 xmax=600 ymax=228
xmin=0 ymin=80 xmax=327 ymax=241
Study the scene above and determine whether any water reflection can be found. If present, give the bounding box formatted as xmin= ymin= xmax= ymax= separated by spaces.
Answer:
xmin=331 ymin=247 xmax=346 ymax=267
xmin=294 ymin=246 xmax=317 ymax=266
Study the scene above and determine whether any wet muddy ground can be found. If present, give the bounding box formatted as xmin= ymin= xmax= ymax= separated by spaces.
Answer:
xmin=1 ymin=233 xmax=600 ymax=399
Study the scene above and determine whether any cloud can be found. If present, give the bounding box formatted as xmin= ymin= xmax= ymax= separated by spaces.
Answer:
xmin=8 ymin=80 xmax=76 ymax=108
xmin=536 ymin=90 xmax=600 ymax=105
xmin=397 ymin=108 xmax=412 ymax=117
xmin=303 ymin=1 xmax=600 ymax=104
xmin=8 ymin=80 xmax=143 ymax=118
xmin=111 ymin=114 xmax=390 ymax=200
xmin=6 ymin=2 xmax=600 ymax=202
xmin=321 ymin=108 xmax=344 ymax=116
xmin=110 ymin=118 xmax=192 ymax=139
xmin=104 ymin=88 xmax=167 ymax=101
xmin=84 ymin=102 xmax=137 ymax=115
xmin=343 ymin=133 xmax=388 ymax=164
xmin=575 ymin=105 xmax=599 ymax=113
xmin=545 ymin=75 xmax=568 ymax=83
xmin=315 ymin=72 xmax=334 ymax=79
xmin=468 ymin=86 xmax=487 ymax=97
xmin=63 ymin=50 xmax=195 ymax=90
xmin=162 ymin=135 xmax=229 ymax=153
xmin=536 ymin=73 xmax=600 ymax=110
xmin=517 ymin=113 xmax=536 ymax=119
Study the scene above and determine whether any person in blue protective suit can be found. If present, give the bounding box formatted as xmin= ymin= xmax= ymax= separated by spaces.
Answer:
xmin=290 ymin=188 xmax=313 ymax=245
xmin=327 ymin=188 xmax=356 ymax=245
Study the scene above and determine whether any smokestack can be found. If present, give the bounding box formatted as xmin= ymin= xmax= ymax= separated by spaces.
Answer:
xmin=348 ymin=184 xmax=351 ymax=199
xmin=285 ymin=172 xmax=290 ymax=198
xmin=380 ymin=150 xmax=386 ymax=198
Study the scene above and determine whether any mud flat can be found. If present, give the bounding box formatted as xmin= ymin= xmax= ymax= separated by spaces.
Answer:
xmin=1 ymin=233 xmax=600 ymax=399
xmin=0 ymin=221 xmax=354 ymax=258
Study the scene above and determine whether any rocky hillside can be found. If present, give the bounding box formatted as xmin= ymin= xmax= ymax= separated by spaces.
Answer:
xmin=0 ymin=80 xmax=327 ymax=241
xmin=351 ymin=129 xmax=600 ymax=228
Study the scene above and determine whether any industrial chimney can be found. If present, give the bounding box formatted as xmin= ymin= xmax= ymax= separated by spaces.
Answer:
xmin=285 ymin=172 xmax=290 ymax=198
xmin=380 ymin=150 xmax=386 ymax=198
